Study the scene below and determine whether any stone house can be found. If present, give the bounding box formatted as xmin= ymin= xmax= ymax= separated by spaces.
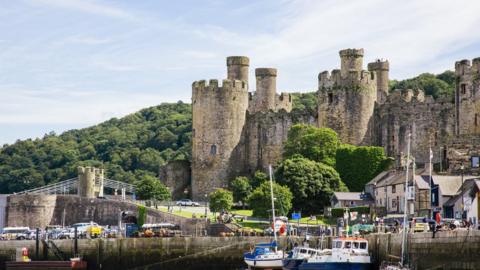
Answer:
xmin=366 ymin=168 xmax=431 ymax=216
xmin=330 ymin=192 xmax=373 ymax=208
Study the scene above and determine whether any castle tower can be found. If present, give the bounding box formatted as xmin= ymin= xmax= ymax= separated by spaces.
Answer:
xmin=191 ymin=57 xmax=249 ymax=200
xmin=318 ymin=48 xmax=377 ymax=145
xmin=455 ymin=58 xmax=480 ymax=135
xmin=368 ymin=60 xmax=390 ymax=104
xmin=340 ymin=48 xmax=364 ymax=77
xmin=227 ymin=56 xmax=249 ymax=82
xmin=254 ymin=68 xmax=277 ymax=111
xmin=77 ymin=166 xmax=104 ymax=198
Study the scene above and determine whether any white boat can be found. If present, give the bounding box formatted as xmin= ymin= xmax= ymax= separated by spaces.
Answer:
xmin=299 ymin=237 xmax=371 ymax=270
xmin=244 ymin=165 xmax=285 ymax=269
xmin=244 ymin=241 xmax=285 ymax=269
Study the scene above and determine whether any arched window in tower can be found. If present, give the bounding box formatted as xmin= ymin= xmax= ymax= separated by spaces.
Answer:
xmin=461 ymin=84 xmax=466 ymax=95
xmin=210 ymin=144 xmax=217 ymax=155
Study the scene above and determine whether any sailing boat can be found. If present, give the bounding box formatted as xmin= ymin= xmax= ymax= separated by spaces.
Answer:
xmin=380 ymin=133 xmax=412 ymax=270
xmin=244 ymin=165 xmax=285 ymax=269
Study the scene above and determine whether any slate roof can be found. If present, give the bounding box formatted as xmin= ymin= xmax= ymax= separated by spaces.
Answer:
xmin=332 ymin=192 xmax=363 ymax=201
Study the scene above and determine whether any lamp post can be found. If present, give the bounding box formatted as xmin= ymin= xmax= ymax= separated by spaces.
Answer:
xmin=204 ymin=193 xmax=208 ymax=223
xmin=461 ymin=164 xmax=465 ymax=219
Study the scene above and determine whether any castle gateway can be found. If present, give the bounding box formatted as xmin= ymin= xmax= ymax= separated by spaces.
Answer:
xmin=189 ymin=49 xmax=480 ymax=199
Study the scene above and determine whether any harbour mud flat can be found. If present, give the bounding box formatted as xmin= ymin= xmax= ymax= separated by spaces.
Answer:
xmin=0 ymin=231 xmax=479 ymax=270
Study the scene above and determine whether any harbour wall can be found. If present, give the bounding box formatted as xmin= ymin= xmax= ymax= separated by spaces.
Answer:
xmin=0 ymin=231 xmax=479 ymax=270
xmin=1 ymin=195 xmax=206 ymax=235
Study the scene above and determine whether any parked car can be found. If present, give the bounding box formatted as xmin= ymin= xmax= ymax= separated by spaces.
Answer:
xmin=0 ymin=227 xmax=30 ymax=240
xmin=411 ymin=217 xmax=436 ymax=232
xmin=58 ymin=228 xmax=76 ymax=239
xmin=176 ymin=199 xmax=200 ymax=207
xmin=71 ymin=222 xmax=102 ymax=238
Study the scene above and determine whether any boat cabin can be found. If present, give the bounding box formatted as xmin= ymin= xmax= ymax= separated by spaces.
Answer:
xmin=332 ymin=237 xmax=369 ymax=253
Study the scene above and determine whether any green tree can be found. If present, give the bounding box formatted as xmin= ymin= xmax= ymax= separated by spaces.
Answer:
xmin=291 ymin=92 xmax=317 ymax=112
xmin=276 ymin=156 xmax=347 ymax=214
xmin=230 ymin=176 xmax=252 ymax=208
xmin=135 ymin=174 xmax=171 ymax=201
xmin=389 ymin=72 xmax=454 ymax=98
xmin=209 ymin=188 xmax=234 ymax=213
xmin=247 ymin=181 xmax=293 ymax=218
xmin=283 ymin=124 xmax=340 ymax=166
xmin=335 ymin=144 xmax=393 ymax=192
xmin=250 ymin=171 xmax=268 ymax=189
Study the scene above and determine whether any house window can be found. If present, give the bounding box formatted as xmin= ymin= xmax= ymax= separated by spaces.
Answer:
xmin=392 ymin=185 xmax=396 ymax=193
xmin=472 ymin=156 xmax=480 ymax=168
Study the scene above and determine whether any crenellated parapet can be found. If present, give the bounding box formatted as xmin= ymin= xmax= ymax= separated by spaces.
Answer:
xmin=384 ymin=89 xmax=427 ymax=104
xmin=318 ymin=69 xmax=376 ymax=90
xmin=192 ymin=79 xmax=248 ymax=98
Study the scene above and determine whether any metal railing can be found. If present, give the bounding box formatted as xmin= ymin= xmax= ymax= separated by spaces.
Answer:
xmin=16 ymin=178 xmax=79 ymax=195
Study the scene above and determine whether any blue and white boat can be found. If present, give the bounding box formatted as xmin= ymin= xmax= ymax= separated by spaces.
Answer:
xmin=299 ymin=237 xmax=372 ymax=270
xmin=282 ymin=246 xmax=323 ymax=270
xmin=244 ymin=241 xmax=285 ymax=269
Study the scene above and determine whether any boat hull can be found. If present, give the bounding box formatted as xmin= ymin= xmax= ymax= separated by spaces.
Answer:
xmin=282 ymin=258 xmax=304 ymax=270
xmin=299 ymin=262 xmax=372 ymax=270
xmin=245 ymin=258 xmax=284 ymax=269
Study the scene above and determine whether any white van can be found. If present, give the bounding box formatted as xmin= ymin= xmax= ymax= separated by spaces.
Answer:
xmin=0 ymin=227 xmax=30 ymax=240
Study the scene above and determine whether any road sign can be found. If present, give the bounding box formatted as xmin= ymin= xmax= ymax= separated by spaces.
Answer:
xmin=292 ymin=212 xmax=301 ymax=220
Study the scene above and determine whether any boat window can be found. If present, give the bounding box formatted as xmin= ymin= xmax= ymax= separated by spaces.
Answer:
xmin=308 ymin=250 xmax=315 ymax=255
xmin=335 ymin=241 xmax=343 ymax=248
xmin=360 ymin=242 xmax=367 ymax=249
xmin=345 ymin=241 xmax=352 ymax=249
xmin=353 ymin=241 xmax=360 ymax=249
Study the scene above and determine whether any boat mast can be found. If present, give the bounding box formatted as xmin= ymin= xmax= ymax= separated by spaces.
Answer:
xmin=269 ymin=165 xmax=278 ymax=248
xmin=401 ymin=133 xmax=411 ymax=267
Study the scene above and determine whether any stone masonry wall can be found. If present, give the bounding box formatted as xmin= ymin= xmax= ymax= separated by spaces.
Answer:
xmin=374 ymin=89 xmax=455 ymax=165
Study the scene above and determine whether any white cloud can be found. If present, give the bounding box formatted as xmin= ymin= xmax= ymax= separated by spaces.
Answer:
xmin=61 ymin=35 xmax=112 ymax=45
xmin=29 ymin=0 xmax=135 ymax=20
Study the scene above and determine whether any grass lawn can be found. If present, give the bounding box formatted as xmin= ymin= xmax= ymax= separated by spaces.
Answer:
xmin=231 ymin=209 xmax=253 ymax=216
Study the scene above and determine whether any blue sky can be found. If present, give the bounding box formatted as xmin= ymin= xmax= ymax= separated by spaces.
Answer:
xmin=1 ymin=0 xmax=480 ymax=145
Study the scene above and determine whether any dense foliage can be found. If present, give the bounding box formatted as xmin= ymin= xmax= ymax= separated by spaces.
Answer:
xmin=0 ymin=102 xmax=191 ymax=194
xmin=135 ymin=173 xmax=171 ymax=201
xmin=283 ymin=124 xmax=340 ymax=166
xmin=247 ymin=181 xmax=293 ymax=218
xmin=335 ymin=145 xmax=392 ymax=192
xmin=276 ymin=156 xmax=348 ymax=215
xmin=290 ymin=92 xmax=317 ymax=113
xmin=230 ymin=176 xmax=252 ymax=207
xmin=389 ymin=71 xmax=455 ymax=99
xmin=208 ymin=188 xmax=234 ymax=213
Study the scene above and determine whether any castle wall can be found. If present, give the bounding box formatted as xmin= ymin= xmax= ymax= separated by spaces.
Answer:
xmin=191 ymin=79 xmax=249 ymax=200
xmin=243 ymin=110 xmax=316 ymax=174
xmin=159 ymin=160 xmax=191 ymax=200
xmin=374 ymin=89 xmax=455 ymax=165
xmin=368 ymin=60 xmax=390 ymax=104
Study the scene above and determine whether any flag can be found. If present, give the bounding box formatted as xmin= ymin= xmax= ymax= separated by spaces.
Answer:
xmin=430 ymin=148 xmax=433 ymax=160
xmin=350 ymin=211 xmax=358 ymax=221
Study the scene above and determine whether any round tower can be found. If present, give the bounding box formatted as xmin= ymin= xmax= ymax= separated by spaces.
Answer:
xmin=368 ymin=60 xmax=390 ymax=104
xmin=254 ymin=68 xmax=277 ymax=112
xmin=339 ymin=48 xmax=364 ymax=77
xmin=191 ymin=78 xmax=249 ymax=200
xmin=78 ymin=166 xmax=96 ymax=198
xmin=227 ymin=56 xmax=249 ymax=82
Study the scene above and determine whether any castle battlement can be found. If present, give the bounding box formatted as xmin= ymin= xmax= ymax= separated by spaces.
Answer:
xmin=384 ymin=89 xmax=427 ymax=104
xmin=455 ymin=58 xmax=480 ymax=77
xmin=318 ymin=69 xmax=375 ymax=89
xmin=192 ymin=79 xmax=248 ymax=92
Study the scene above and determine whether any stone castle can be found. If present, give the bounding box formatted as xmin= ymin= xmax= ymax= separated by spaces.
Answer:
xmin=188 ymin=48 xmax=480 ymax=199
